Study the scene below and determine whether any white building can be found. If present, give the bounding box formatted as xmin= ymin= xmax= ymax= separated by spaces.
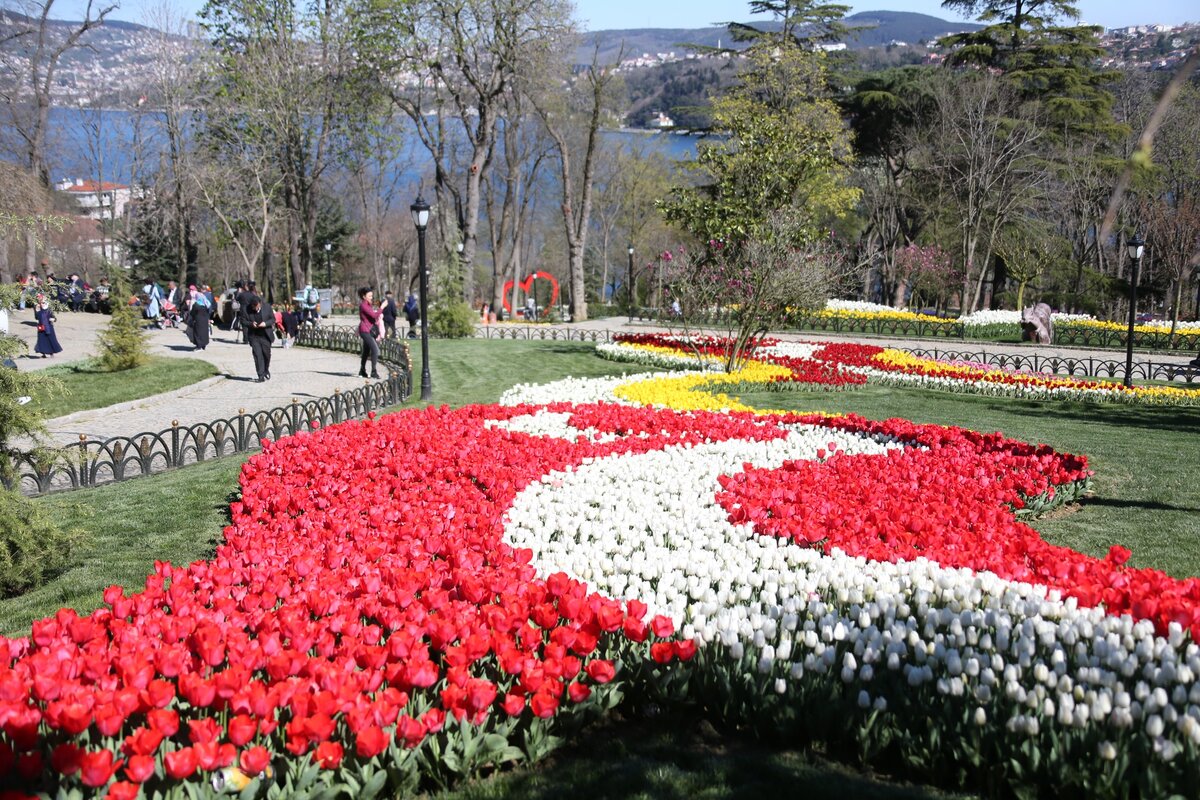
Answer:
xmin=55 ymin=178 xmax=132 ymax=221
xmin=648 ymin=111 xmax=675 ymax=128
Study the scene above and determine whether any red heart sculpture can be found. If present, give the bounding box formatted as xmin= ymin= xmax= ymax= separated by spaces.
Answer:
xmin=501 ymin=271 xmax=560 ymax=316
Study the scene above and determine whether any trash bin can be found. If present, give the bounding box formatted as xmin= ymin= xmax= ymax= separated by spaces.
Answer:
xmin=318 ymin=289 xmax=332 ymax=318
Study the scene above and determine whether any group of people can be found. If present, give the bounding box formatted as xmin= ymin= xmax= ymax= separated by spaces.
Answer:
xmin=19 ymin=271 xmax=112 ymax=314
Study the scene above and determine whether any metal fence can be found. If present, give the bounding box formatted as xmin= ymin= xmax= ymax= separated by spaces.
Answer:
xmin=627 ymin=310 xmax=1200 ymax=351
xmin=474 ymin=326 xmax=616 ymax=343
xmin=6 ymin=328 xmax=411 ymax=497
xmin=903 ymin=348 xmax=1199 ymax=384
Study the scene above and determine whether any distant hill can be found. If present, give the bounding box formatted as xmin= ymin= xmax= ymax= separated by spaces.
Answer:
xmin=577 ymin=10 xmax=982 ymax=63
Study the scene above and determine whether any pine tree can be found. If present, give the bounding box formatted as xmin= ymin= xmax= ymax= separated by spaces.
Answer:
xmin=939 ymin=0 xmax=1120 ymax=137
xmin=95 ymin=273 xmax=149 ymax=372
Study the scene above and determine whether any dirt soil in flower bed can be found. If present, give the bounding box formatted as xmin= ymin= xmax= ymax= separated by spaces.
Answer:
xmin=428 ymin=710 xmax=970 ymax=800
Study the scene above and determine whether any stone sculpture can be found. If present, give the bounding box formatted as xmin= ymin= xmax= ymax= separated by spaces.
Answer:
xmin=1020 ymin=303 xmax=1054 ymax=344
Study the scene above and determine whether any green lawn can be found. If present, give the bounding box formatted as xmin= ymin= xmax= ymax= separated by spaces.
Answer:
xmin=425 ymin=711 xmax=966 ymax=800
xmin=6 ymin=338 xmax=1197 ymax=799
xmin=1 ymin=457 xmax=243 ymax=637
xmin=31 ymin=355 xmax=219 ymax=418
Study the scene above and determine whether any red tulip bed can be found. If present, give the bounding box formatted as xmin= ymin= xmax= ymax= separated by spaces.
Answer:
xmin=601 ymin=332 xmax=1200 ymax=404
xmin=3 ymin=394 xmax=1199 ymax=798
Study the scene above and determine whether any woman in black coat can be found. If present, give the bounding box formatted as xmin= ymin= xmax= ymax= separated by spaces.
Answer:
xmin=187 ymin=288 xmax=211 ymax=350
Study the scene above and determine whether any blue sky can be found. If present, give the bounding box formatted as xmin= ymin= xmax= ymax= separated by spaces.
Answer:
xmin=62 ymin=0 xmax=1199 ymax=32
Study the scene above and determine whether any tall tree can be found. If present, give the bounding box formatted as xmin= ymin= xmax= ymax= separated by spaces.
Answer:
xmin=528 ymin=46 xmax=621 ymax=322
xmin=660 ymin=35 xmax=858 ymax=249
xmin=142 ymin=3 xmax=204 ymax=288
xmin=917 ymin=71 xmax=1045 ymax=312
xmin=201 ymin=0 xmax=369 ymax=294
xmin=358 ymin=0 xmax=573 ymax=301
xmin=0 ymin=0 xmax=115 ymax=273
xmin=483 ymin=86 xmax=552 ymax=317
xmin=939 ymin=0 xmax=1117 ymax=136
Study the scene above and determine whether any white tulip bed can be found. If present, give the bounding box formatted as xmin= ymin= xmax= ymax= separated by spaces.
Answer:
xmin=494 ymin=374 xmax=1200 ymax=798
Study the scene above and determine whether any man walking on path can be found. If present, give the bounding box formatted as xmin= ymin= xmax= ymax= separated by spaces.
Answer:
xmin=243 ymin=293 xmax=275 ymax=382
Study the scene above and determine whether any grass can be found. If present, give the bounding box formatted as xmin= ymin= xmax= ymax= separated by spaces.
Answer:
xmin=425 ymin=711 xmax=966 ymax=800
xmin=398 ymin=338 xmax=660 ymax=408
xmin=0 ymin=457 xmax=243 ymax=637
xmin=5 ymin=337 xmax=1196 ymax=799
xmin=31 ymin=355 xmax=219 ymax=418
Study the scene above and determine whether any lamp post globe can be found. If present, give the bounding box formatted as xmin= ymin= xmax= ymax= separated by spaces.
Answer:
xmin=410 ymin=195 xmax=433 ymax=402
xmin=1123 ymin=232 xmax=1145 ymax=388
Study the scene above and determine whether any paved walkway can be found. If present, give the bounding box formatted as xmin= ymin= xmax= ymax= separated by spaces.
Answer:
xmin=7 ymin=308 xmax=377 ymax=447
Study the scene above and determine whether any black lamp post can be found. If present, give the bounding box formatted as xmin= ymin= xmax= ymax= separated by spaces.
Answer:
xmin=627 ymin=243 xmax=635 ymax=319
xmin=1123 ymin=232 xmax=1145 ymax=388
xmin=411 ymin=195 xmax=432 ymax=402
xmin=324 ymin=242 xmax=332 ymax=288
xmin=1192 ymin=267 xmax=1200 ymax=367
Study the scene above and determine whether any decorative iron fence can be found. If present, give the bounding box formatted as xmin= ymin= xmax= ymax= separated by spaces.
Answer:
xmin=474 ymin=326 xmax=615 ymax=343
xmin=1050 ymin=325 xmax=1200 ymax=352
xmin=904 ymin=349 xmax=1200 ymax=385
xmin=6 ymin=329 xmax=411 ymax=497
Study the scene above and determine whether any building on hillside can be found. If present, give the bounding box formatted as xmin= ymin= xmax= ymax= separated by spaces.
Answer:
xmin=55 ymin=178 xmax=132 ymax=221
xmin=648 ymin=111 xmax=675 ymax=128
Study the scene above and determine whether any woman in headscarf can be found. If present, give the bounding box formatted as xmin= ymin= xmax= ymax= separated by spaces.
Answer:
xmin=33 ymin=294 xmax=62 ymax=358
xmin=187 ymin=285 xmax=211 ymax=351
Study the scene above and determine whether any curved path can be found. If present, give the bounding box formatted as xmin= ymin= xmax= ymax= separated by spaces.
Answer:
xmin=7 ymin=309 xmax=383 ymax=447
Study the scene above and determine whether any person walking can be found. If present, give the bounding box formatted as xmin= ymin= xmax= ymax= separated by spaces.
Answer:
xmin=243 ymin=294 xmax=274 ymax=381
xmin=236 ymin=281 xmax=257 ymax=343
xmin=33 ymin=294 xmax=62 ymax=358
xmin=143 ymin=280 xmax=164 ymax=328
xmin=227 ymin=281 xmax=244 ymax=333
xmin=357 ymin=286 xmax=382 ymax=379
xmin=404 ymin=292 xmax=419 ymax=339
xmin=381 ymin=290 xmax=398 ymax=339
xmin=301 ymin=284 xmax=320 ymax=325
xmin=187 ymin=286 xmax=211 ymax=350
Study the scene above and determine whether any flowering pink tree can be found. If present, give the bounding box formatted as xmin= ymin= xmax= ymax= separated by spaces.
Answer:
xmin=894 ymin=243 xmax=959 ymax=312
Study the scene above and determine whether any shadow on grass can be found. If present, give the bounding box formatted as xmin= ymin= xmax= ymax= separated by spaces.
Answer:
xmin=437 ymin=712 xmax=966 ymax=800
xmin=988 ymin=401 xmax=1200 ymax=434
xmin=1083 ymin=496 xmax=1200 ymax=514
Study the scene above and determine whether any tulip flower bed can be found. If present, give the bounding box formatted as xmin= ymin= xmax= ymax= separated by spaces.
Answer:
xmin=4 ymin=359 xmax=1198 ymax=798
xmin=601 ymin=334 xmax=1200 ymax=406
xmin=821 ymin=301 xmax=1200 ymax=348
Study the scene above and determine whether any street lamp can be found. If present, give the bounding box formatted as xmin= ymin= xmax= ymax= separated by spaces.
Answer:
xmin=627 ymin=243 xmax=635 ymax=320
xmin=324 ymin=242 xmax=332 ymax=288
xmin=1192 ymin=267 xmax=1200 ymax=367
xmin=410 ymin=195 xmax=432 ymax=402
xmin=1123 ymin=232 xmax=1145 ymax=388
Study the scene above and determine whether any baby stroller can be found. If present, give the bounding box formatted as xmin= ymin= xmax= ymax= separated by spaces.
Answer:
xmin=160 ymin=300 xmax=182 ymax=329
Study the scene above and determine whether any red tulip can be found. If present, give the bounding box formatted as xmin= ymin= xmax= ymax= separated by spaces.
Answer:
xmin=355 ymin=725 xmax=389 ymax=759
xmin=124 ymin=754 xmax=156 ymax=783
xmin=239 ymin=745 xmax=272 ymax=776
xmin=79 ymin=749 xmax=120 ymax=788
xmin=312 ymin=741 xmax=343 ymax=769
xmin=164 ymin=747 xmax=198 ymax=780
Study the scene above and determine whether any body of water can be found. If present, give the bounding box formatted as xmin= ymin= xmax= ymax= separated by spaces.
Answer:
xmin=29 ymin=107 xmax=705 ymax=187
